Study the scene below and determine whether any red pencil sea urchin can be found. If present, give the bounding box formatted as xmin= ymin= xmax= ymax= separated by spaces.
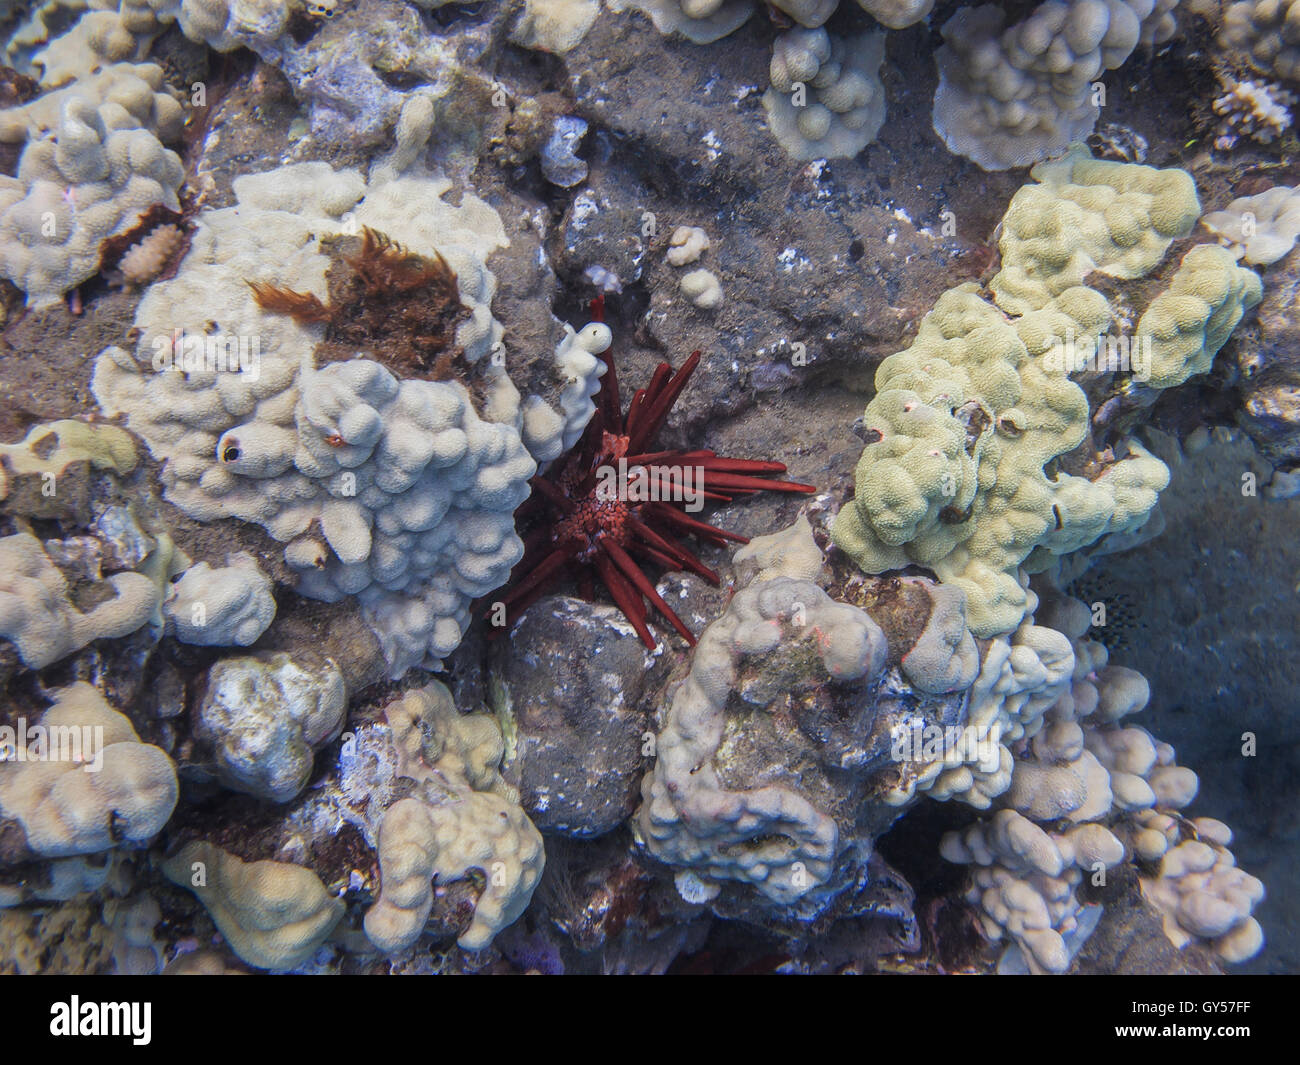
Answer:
xmin=497 ymin=300 xmax=816 ymax=649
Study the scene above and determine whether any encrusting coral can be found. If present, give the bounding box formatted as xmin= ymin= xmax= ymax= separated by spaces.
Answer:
xmin=0 ymin=532 xmax=160 ymax=667
xmin=162 ymin=840 xmax=343 ymax=971
xmin=0 ymin=61 xmax=182 ymax=143
xmin=0 ymin=420 xmax=185 ymax=669
xmin=163 ymin=551 xmax=276 ymax=647
xmin=635 ymin=516 xmax=982 ymax=911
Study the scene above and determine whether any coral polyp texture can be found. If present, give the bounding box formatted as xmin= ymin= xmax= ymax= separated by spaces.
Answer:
xmin=0 ymin=0 xmax=1291 ymax=987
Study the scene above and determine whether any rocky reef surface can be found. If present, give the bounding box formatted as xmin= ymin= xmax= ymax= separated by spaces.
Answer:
xmin=0 ymin=0 xmax=1295 ymax=977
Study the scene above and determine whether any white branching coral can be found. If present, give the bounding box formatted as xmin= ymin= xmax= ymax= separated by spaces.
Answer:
xmin=509 ymin=0 xmax=603 ymax=54
xmin=1139 ymin=828 xmax=1266 ymax=964
xmin=885 ymin=582 xmax=1076 ymax=809
xmin=605 ymin=0 xmax=754 ymax=45
xmin=666 ymin=225 xmax=710 ymax=266
xmin=763 ymin=28 xmax=887 ymax=161
xmin=163 ymin=552 xmax=275 ymax=646
xmin=30 ymin=9 xmax=142 ymax=86
xmin=91 ymin=162 xmax=564 ymax=678
xmin=932 ymin=1 xmax=1180 ymax=171
xmin=854 ymin=0 xmax=933 ymax=29
xmin=1212 ymin=78 xmax=1295 ymax=148
xmin=941 ymin=809 xmax=1123 ymax=973
xmin=0 ymin=533 xmax=160 ymax=668
xmin=0 ymin=96 xmax=184 ymax=306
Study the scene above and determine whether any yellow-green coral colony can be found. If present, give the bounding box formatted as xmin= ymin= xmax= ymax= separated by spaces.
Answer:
xmin=832 ymin=148 xmax=1263 ymax=638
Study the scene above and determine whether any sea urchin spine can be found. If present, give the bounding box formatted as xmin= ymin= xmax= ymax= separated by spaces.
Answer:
xmin=497 ymin=305 xmax=815 ymax=649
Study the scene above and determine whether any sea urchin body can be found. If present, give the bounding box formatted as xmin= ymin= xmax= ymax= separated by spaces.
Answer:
xmin=497 ymin=310 xmax=815 ymax=649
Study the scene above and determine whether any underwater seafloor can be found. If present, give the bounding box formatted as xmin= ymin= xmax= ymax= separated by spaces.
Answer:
xmin=0 ymin=0 xmax=1296 ymax=977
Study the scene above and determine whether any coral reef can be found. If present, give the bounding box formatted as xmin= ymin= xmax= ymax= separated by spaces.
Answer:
xmin=942 ymin=582 xmax=1265 ymax=972
xmin=0 ymin=532 xmax=160 ymax=667
xmin=91 ymin=163 xmax=545 ymax=678
xmin=0 ymin=420 xmax=183 ymax=671
xmin=0 ymin=0 xmax=1287 ymax=985
xmin=0 ymin=682 xmax=178 ymax=861
xmin=1221 ymin=0 xmax=1300 ymax=81
xmin=0 ymin=62 xmax=182 ymax=143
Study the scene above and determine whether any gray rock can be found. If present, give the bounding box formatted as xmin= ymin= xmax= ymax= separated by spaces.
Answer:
xmin=196 ymin=651 xmax=347 ymax=803
xmin=489 ymin=595 xmax=665 ymax=837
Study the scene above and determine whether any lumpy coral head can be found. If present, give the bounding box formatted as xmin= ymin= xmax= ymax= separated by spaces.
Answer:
xmin=831 ymin=282 xmax=1169 ymax=638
